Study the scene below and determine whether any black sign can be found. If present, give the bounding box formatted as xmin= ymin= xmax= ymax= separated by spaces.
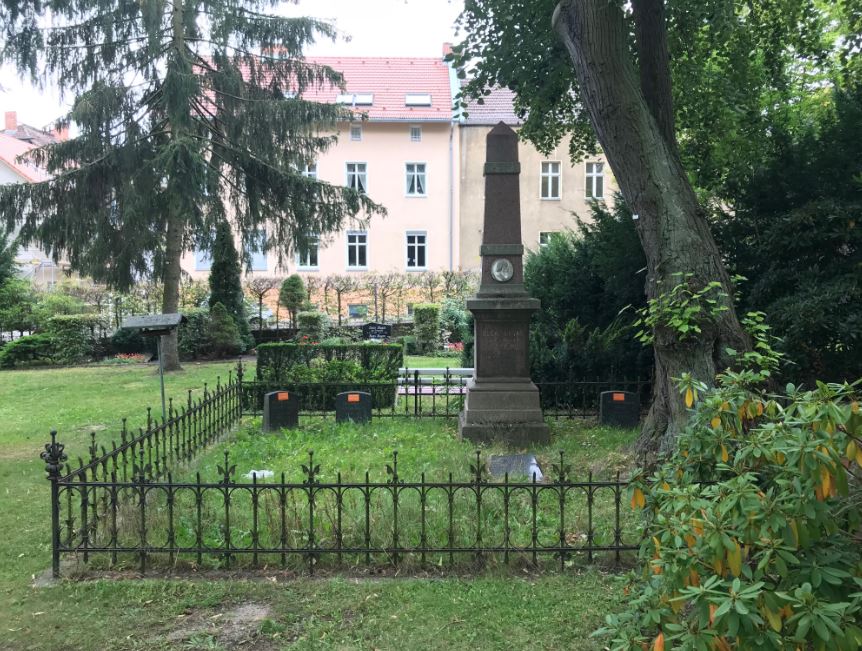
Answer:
xmin=263 ymin=390 xmax=300 ymax=432
xmin=362 ymin=322 xmax=392 ymax=340
xmin=335 ymin=391 xmax=372 ymax=424
xmin=599 ymin=391 xmax=640 ymax=429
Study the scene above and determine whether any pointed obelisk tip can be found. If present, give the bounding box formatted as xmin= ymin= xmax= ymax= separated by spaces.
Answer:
xmin=486 ymin=121 xmax=518 ymax=162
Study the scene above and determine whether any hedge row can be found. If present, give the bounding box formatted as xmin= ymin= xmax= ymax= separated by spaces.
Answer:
xmin=256 ymin=343 xmax=403 ymax=384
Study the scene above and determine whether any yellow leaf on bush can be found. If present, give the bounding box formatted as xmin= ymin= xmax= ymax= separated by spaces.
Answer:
xmin=709 ymin=603 xmax=718 ymax=626
xmin=821 ymin=467 xmax=832 ymax=497
xmin=765 ymin=606 xmax=782 ymax=632
xmin=685 ymin=388 xmax=694 ymax=408
xmin=685 ymin=534 xmax=697 ymax=549
xmin=720 ymin=401 xmax=730 ymax=412
xmin=789 ymin=520 xmax=799 ymax=548
xmin=653 ymin=631 xmax=665 ymax=651
xmin=689 ymin=568 xmax=700 ymax=586
xmin=727 ymin=541 xmax=742 ymax=577
xmin=756 ymin=401 xmax=764 ymax=416
xmin=852 ymin=401 xmax=859 ymax=414
xmin=847 ymin=440 xmax=858 ymax=461
xmin=630 ymin=487 xmax=646 ymax=509
xmin=721 ymin=444 xmax=729 ymax=463
xmin=712 ymin=557 xmax=724 ymax=575
xmin=776 ymin=451 xmax=786 ymax=464
xmin=711 ymin=416 xmax=721 ymax=429
xmin=856 ymin=448 xmax=862 ymax=467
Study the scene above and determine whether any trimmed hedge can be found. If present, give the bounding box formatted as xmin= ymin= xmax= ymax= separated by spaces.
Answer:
xmin=256 ymin=343 xmax=403 ymax=383
xmin=47 ymin=314 xmax=107 ymax=364
xmin=0 ymin=333 xmax=56 ymax=368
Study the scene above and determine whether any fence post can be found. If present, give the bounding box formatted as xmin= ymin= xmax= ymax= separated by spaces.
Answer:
xmin=41 ymin=430 xmax=67 ymax=578
xmin=236 ymin=360 xmax=244 ymax=419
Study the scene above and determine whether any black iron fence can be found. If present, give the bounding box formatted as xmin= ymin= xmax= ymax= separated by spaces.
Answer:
xmin=42 ymin=445 xmax=640 ymax=577
xmin=41 ymin=371 xmax=244 ymax=576
xmin=241 ymin=370 xmax=651 ymax=420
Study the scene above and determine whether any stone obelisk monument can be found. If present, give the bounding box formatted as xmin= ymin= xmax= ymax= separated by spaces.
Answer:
xmin=459 ymin=122 xmax=550 ymax=445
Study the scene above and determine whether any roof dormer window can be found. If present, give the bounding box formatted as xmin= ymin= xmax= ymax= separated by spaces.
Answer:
xmin=405 ymin=93 xmax=432 ymax=106
xmin=336 ymin=93 xmax=374 ymax=106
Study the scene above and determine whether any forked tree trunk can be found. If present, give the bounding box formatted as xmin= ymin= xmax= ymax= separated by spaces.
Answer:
xmin=553 ymin=0 xmax=749 ymax=459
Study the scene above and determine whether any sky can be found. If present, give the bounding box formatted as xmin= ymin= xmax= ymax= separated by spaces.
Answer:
xmin=0 ymin=0 xmax=465 ymax=130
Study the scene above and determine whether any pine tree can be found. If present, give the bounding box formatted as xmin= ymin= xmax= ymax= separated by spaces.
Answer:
xmin=0 ymin=0 xmax=384 ymax=369
xmin=208 ymin=302 xmax=242 ymax=358
xmin=208 ymin=220 xmax=250 ymax=350
xmin=0 ymin=228 xmax=18 ymax=287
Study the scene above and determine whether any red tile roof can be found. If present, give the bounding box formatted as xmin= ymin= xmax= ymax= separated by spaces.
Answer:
xmin=461 ymin=84 xmax=523 ymax=126
xmin=0 ymin=133 xmax=49 ymax=182
xmin=302 ymin=57 xmax=453 ymax=122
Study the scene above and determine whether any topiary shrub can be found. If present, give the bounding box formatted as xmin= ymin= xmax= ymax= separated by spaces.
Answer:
xmin=596 ymin=357 xmax=862 ymax=649
xmin=46 ymin=314 xmax=106 ymax=364
xmin=413 ymin=303 xmax=440 ymax=354
xmin=296 ymin=311 xmax=326 ymax=343
xmin=178 ymin=308 xmax=211 ymax=361
xmin=209 ymin=302 xmax=242 ymax=358
xmin=440 ymin=298 xmax=469 ymax=344
xmin=0 ymin=333 xmax=56 ymax=368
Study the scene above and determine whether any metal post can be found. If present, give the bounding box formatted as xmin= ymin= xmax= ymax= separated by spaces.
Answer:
xmin=41 ymin=431 xmax=67 ymax=578
xmin=157 ymin=336 xmax=167 ymax=422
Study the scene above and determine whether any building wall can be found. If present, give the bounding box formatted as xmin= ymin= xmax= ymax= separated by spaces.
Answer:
xmin=180 ymin=120 xmax=459 ymax=281
xmin=458 ymin=126 xmax=616 ymax=270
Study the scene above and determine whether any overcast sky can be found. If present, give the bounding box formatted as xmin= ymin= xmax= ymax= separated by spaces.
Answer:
xmin=0 ymin=0 xmax=465 ymax=130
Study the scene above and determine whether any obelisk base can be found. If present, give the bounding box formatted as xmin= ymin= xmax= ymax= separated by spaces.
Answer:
xmin=458 ymin=378 xmax=550 ymax=445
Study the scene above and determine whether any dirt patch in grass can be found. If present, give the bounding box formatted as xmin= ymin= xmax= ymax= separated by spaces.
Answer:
xmin=165 ymin=602 xmax=276 ymax=650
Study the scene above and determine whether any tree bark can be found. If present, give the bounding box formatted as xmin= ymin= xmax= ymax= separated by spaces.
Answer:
xmin=553 ymin=0 xmax=749 ymax=459
xmin=160 ymin=212 xmax=184 ymax=371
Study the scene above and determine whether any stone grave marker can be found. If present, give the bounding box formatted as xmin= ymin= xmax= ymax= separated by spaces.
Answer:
xmin=488 ymin=454 xmax=543 ymax=481
xmin=335 ymin=391 xmax=373 ymax=424
xmin=362 ymin=322 xmax=392 ymax=340
xmin=262 ymin=390 xmax=300 ymax=432
xmin=599 ymin=390 xmax=640 ymax=428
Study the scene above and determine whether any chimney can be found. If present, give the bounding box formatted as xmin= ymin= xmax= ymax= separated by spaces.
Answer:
xmin=442 ymin=42 xmax=453 ymax=58
xmin=4 ymin=111 xmax=16 ymax=132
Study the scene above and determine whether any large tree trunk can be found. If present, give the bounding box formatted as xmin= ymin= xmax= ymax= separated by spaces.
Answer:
xmin=160 ymin=212 xmax=184 ymax=371
xmin=553 ymin=0 xmax=749 ymax=460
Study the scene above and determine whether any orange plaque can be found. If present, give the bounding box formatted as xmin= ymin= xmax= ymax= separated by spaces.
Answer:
xmin=277 ymin=392 xmax=290 ymax=401
xmin=348 ymin=393 xmax=360 ymax=403
xmin=612 ymin=392 xmax=626 ymax=402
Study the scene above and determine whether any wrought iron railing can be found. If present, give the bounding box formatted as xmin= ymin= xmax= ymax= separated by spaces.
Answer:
xmin=41 ymin=446 xmax=640 ymax=577
xmin=241 ymin=371 xmax=652 ymax=420
xmin=41 ymin=370 xmax=244 ymax=576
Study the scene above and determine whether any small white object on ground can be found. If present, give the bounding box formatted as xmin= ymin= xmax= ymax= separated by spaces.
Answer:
xmin=244 ymin=469 xmax=274 ymax=479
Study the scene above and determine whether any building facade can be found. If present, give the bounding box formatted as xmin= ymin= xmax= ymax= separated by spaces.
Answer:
xmin=181 ymin=55 xmax=461 ymax=282
xmin=458 ymin=86 xmax=616 ymax=270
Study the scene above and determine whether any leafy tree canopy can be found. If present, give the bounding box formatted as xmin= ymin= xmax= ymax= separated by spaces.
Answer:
xmin=451 ymin=0 xmax=859 ymax=197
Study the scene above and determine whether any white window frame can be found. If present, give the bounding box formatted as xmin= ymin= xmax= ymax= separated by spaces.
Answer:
xmin=350 ymin=124 xmax=362 ymax=141
xmin=194 ymin=249 xmax=212 ymax=272
xmin=405 ymin=162 xmax=427 ymax=197
xmin=410 ymin=125 xmax=422 ymax=142
xmin=346 ymin=162 xmax=367 ymax=194
xmin=296 ymin=235 xmax=320 ymax=271
xmin=246 ymin=229 xmax=268 ymax=271
xmin=586 ymin=161 xmax=605 ymax=199
xmin=346 ymin=230 xmax=368 ymax=270
xmin=302 ymin=162 xmax=317 ymax=179
xmin=405 ymin=231 xmax=428 ymax=270
xmin=540 ymin=161 xmax=562 ymax=200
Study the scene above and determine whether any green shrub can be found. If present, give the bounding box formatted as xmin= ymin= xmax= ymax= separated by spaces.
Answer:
xmin=279 ymin=275 xmax=306 ymax=327
xmin=32 ymin=291 xmax=87 ymax=329
xmin=178 ymin=308 xmax=211 ymax=360
xmin=110 ymin=326 xmax=154 ymax=355
xmin=413 ymin=303 xmax=440 ymax=354
xmin=396 ymin=335 xmax=419 ymax=356
xmin=440 ymin=298 xmax=469 ymax=344
xmin=296 ymin=311 xmax=326 ymax=343
xmin=596 ymin=370 xmax=862 ymax=649
xmin=256 ymin=342 xmax=403 ymax=383
xmin=209 ymin=302 xmax=242 ymax=357
xmin=46 ymin=314 xmax=106 ymax=364
xmin=0 ymin=334 xmax=56 ymax=368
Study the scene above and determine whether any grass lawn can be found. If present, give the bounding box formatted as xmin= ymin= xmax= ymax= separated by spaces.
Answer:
xmin=404 ymin=355 xmax=464 ymax=369
xmin=0 ymin=361 xmax=636 ymax=651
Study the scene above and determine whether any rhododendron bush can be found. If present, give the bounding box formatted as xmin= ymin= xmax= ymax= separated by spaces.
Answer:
xmin=597 ymin=365 xmax=862 ymax=650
